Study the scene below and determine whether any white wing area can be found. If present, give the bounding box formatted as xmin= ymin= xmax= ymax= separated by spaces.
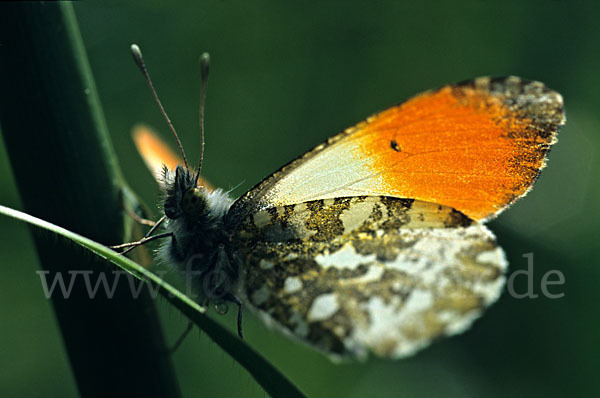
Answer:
xmin=321 ymin=227 xmax=506 ymax=358
xmin=257 ymin=137 xmax=382 ymax=206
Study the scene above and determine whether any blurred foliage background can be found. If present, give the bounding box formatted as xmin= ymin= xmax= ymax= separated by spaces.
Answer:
xmin=0 ymin=1 xmax=598 ymax=397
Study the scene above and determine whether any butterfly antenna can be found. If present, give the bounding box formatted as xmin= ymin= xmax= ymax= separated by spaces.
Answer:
xmin=130 ymin=44 xmax=190 ymax=171
xmin=194 ymin=52 xmax=210 ymax=185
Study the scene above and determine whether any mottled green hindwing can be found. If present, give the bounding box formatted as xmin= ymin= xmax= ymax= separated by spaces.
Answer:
xmin=232 ymin=196 xmax=506 ymax=360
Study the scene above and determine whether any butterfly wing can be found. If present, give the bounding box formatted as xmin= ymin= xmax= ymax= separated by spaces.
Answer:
xmin=132 ymin=125 xmax=212 ymax=190
xmin=133 ymin=125 xmax=182 ymax=181
xmin=229 ymin=76 xmax=564 ymax=223
xmin=232 ymin=197 xmax=506 ymax=359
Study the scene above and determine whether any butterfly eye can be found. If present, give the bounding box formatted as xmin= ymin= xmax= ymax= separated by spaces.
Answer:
xmin=181 ymin=188 xmax=207 ymax=218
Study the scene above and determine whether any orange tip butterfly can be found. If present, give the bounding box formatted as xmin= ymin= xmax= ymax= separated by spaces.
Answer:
xmin=125 ymin=44 xmax=564 ymax=360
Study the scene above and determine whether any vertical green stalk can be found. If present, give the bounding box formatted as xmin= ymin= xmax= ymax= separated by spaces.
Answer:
xmin=0 ymin=3 xmax=180 ymax=396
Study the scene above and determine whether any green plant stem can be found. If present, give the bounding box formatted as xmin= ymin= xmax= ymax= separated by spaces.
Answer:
xmin=0 ymin=205 xmax=306 ymax=398
xmin=0 ymin=3 xmax=180 ymax=396
xmin=0 ymin=2 xmax=305 ymax=397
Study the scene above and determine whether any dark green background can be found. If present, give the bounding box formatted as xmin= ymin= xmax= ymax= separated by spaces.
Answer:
xmin=1 ymin=1 xmax=598 ymax=396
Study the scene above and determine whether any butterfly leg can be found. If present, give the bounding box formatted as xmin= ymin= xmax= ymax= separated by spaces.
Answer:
xmin=124 ymin=204 xmax=156 ymax=227
xmin=224 ymin=292 xmax=244 ymax=339
xmin=109 ymin=215 xmax=168 ymax=254
xmin=110 ymin=230 xmax=173 ymax=253
xmin=110 ymin=214 xmax=172 ymax=254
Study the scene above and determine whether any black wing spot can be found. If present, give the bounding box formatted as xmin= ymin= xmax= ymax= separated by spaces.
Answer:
xmin=390 ymin=139 xmax=401 ymax=152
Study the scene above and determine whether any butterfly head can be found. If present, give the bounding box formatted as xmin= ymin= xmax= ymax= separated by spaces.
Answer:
xmin=163 ymin=165 xmax=200 ymax=219
xmin=162 ymin=163 xmax=232 ymax=228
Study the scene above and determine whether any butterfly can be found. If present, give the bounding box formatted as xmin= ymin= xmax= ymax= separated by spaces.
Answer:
xmin=125 ymin=46 xmax=564 ymax=361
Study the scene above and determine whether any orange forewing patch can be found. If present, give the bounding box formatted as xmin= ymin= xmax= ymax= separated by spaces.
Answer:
xmin=352 ymin=84 xmax=557 ymax=221
xmin=133 ymin=125 xmax=212 ymax=190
